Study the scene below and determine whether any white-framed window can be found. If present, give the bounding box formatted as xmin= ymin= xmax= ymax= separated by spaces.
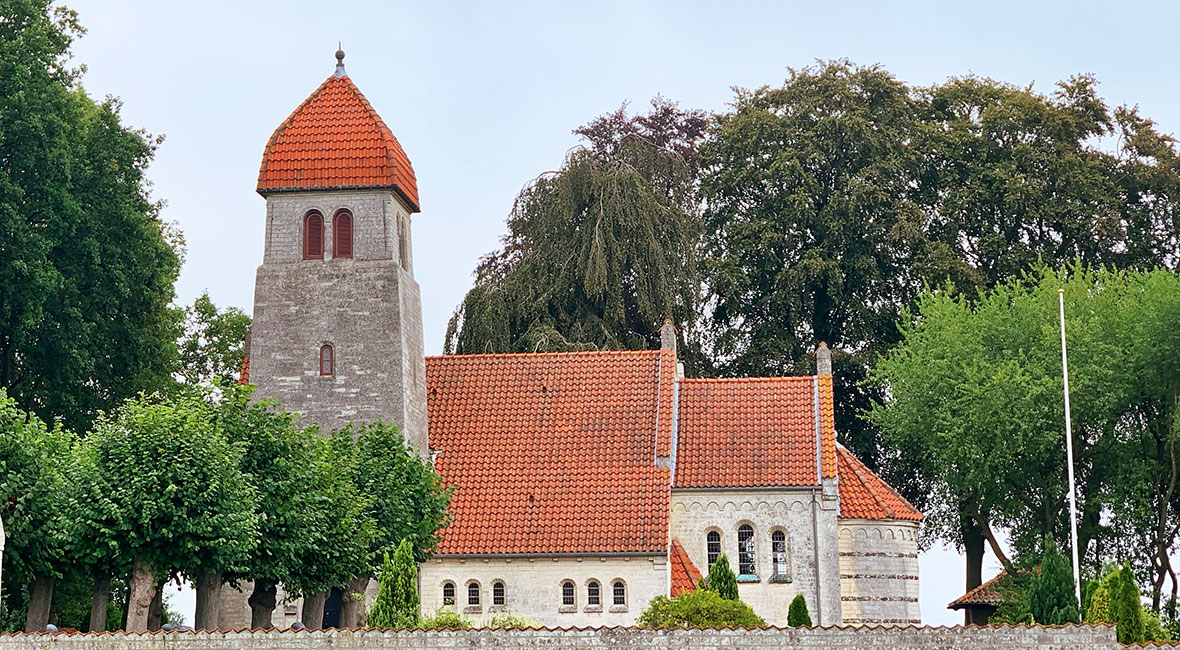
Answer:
xmin=738 ymin=524 xmax=756 ymax=576
xmin=587 ymin=580 xmax=601 ymax=605
xmin=612 ymin=580 xmax=626 ymax=606
xmin=467 ymin=581 xmax=480 ymax=606
xmin=772 ymin=530 xmax=788 ymax=576
xmin=441 ymin=581 xmax=455 ymax=606
xmin=707 ymin=530 xmax=722 ymax=567
xmin=492 ymin=580 xmax=505 ymax=606
xmin=561 ymin=580 xmax=575 ymax=607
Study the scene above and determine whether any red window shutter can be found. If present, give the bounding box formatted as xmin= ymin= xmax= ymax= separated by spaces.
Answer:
xmin=304 ymin=213 xmax=324 ymax=259
xmin=334 ymin=211 xmax=353 ymax=258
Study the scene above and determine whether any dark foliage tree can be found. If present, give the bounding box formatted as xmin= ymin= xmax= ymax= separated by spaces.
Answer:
xmin=787 ymin=594 xmax=812 ymax=627
xmin=705 ymin=555 xmax=739 ymax=601
xmin=446 ymin=99 xmax=708 ymax=372
xmin=176 ymin=294 xmax=251 ymax=389
xmin=0 ymin=0 xmax=182 ymax=433
xmin=1029 ymin=537 xmax=1080 ymax=624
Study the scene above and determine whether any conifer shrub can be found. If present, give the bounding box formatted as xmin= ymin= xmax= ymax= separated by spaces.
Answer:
xmin=1113 ymin=565 xmax=1145 ymax=644
xmin=367 ymin=539 xmax=420 ymax=628
xmin=787 ymin=594 xmax=812 ymax=627
xmin=637 ymin=589 xmax=766 ymax=628
xmin=706 ymin=555 xmax=739 ymax=601
xmin=1028 ymin=536 xmax=1079 ymax=624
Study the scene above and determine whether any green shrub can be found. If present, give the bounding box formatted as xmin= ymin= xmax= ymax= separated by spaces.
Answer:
xmin=1028 ymin=536 xmax=1079 ymax=624
xmin=637 ymin=589 xmax=766 ymax=628
xmin=787 ymin=594 xmax=812 ymax=627
xmin=487 ymin=612 xmax=543 ymax=628
xmin=419 ymin=609 xmax=473 ymax=629
xmin=1114 ymin=565 xmax=1145 ymax=644
xmin=706 ymin=555 xmax=739 ymax=601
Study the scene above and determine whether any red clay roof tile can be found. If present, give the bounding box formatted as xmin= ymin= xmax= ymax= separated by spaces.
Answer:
xmin=257 ymin=73 xmax=420 ymax=212
xmin=426 ymin=350 xmax=672 ymax=555
xmin=674 ymin=377 xmax=835 ymax=488
xmin=669 ymin=539 xmax=701 ymax=596
xmin=835 ymin=446 xmax=923 ymax=522
xmin=948 ymin=571 xmax=1008 ymax=609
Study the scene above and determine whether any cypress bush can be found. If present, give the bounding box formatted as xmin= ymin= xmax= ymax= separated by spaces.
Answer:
xmin=787 ymin=594 xmax=812 ymax=627
xmin=706 ymin=555 xmax=739 ymax=601
xmin=1028 ymin=536 xmax=1079 ymax=624
xmin=367 ymin=539 xmax=420 ymax=628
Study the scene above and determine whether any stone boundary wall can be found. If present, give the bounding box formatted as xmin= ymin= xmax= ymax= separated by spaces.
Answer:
xmin=1 ymin=624 xmax=1168 ymax=650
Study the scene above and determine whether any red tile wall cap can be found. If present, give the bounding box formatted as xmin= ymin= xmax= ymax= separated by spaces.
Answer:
xmin=835 ymin=445 xmax=923 ymax=522
xmin=257 ymin=71 xmax=419 ymax=212
xmin=669 ymin=539 xmax=702 ymax=596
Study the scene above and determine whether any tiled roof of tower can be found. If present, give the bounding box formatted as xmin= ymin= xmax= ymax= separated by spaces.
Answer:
xmin=426 ymin=350 xmax=675 ymax=555
xmin=257 ymin=71 xmax=420 ymax=211
xmin=669 ymin=539 xmax=702 ymax=596
xmin=673 ymin=377 xmax=837 ymax=488
xmin=836 ymin=446 xmax=923 ymax=521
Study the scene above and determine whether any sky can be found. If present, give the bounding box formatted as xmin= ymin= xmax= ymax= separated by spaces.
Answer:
xmin=65 ymin=0 xmax=1180 ymax=627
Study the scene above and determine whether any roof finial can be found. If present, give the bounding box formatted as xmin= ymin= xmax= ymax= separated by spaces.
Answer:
xmin=334 ymin=43 xmax=346 ymax=77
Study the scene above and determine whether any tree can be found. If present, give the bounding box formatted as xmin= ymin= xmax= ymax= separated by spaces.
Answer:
xmin=787 ymin=594 xmax=811 ymax=627
xmin=870 ymin=266 xmax=1180 ymax=598
xmin=0 ymin=391 xmax=72 ymax=631
xmin=0 ymin=0 xmax=182 ymax=434
xmin=68 ymin=393 xmax=258 ymax=631
xmin=705 ymin=555 xmax=738 ymax=601
xmin=637 ymin=589 xmax=765 ymax=628
xmin=1114 ymin=565 xmax=1146 ymax=644
xmin=368 ymin=539 xmax=418 ymax=628
xmin=176 ymin=294 xmax=251 ymax=389
xmin=1029 ymin=537 xmax=1080 ymax=624
xmin=445 ymin=99 xmax=707 ymax=371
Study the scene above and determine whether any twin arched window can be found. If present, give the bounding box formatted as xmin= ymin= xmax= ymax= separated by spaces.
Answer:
xmin=303 ymin=209 xmax=353 ymax=259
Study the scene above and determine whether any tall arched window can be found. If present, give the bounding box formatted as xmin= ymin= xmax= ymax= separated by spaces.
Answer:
xmin=303 ymin=211 xmax=324 ymax=259
xmin=492 ymin=580 xmax=505 ymax=606
xmin=441 ymin=582 xmax=455 ymax=606
xmin=707 ymin=530 xmax=721 ymax=567
xmin=772 ymin=530 xmax=788 ymax=577
xmin=561 ymin=580 xmax=575 ymax=606
xmin=737 ymin=524 xmax=756 ymax=576
xmin=587 ymin=580 xmax=601 ymax=606
xmin=467 ymin=581 xmax=480 ymax=606
xmin=612 ymin=580 xmax=626 ymax=606
xmin=333 ymin=209 xmax=353 ymax=258
xmin=398 ymin=215 xmax=409 ymax=270
xmin=319 ymin=344 xmax=334 ymax=376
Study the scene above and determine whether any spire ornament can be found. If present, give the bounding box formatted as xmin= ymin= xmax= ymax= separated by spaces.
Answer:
xmin=334 ymin=44 xmax=346 ymax=77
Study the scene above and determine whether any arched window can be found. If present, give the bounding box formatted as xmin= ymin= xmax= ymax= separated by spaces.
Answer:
xmin=398 ymin=215 xmax=409 ymax=270
xmin=492 ymin=580 xmax=505 ymax=606
xmin=587 ymin=580 xmax=601 ymax=606
xmin=772 ymin=530 xmax=788 ymax=577
xmin=467 ymin=581 xmax=480 ymax=606
xmin=333 ymin=210 xmax=353 ymax=259
xmin=319 ymin=344 xmax=334 ymax=376
xmin=738 ymin=524 xmax=756 ymax=576
xmin=441 ymin=582 xmax=455 ymax=606
xmin=561 ymin=580 xmax=575 ymax=606
xmin=612 ymin=580 xmax=626 ymax=606
xmin=303 ymin=211 xmax=324 ymax=259
xmin=707 ymin=530 xmax=721 ymax=567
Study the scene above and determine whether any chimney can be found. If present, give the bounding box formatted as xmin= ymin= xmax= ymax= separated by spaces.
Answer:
xmin=816 ymin=342 xmax=832 ymax=376
xmin=660 ymin=318 xmax=677 ymax=356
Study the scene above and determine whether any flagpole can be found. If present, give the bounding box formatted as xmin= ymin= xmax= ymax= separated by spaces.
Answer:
xmin=1058 ymin=288 xmax=1081 ymax=606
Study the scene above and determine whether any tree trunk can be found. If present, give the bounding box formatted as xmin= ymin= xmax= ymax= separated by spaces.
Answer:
xmin=147 ymin=584 xmax=163 ymax=631
xmin=340 ymin=576 xmax=371 ymax=628
xmin=125 ymin=557 xmax=156 ymax=632
xmin=89 ymin=573 xmax=111 ymax=632
xmin=248 ymin=581 xmax=278 ymax=629
xmin=301 ymin=590 xmax=328 ymax=630
xmin=193 ymin=570 xmax=222 ymax=630
xmin=962 ymin=514 xmax=985 ymax=625
xmin=23 ymin=575 xmax=54 ymax=632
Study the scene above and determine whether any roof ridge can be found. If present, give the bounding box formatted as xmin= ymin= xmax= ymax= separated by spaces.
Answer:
xmin=679 ymin=376 xmax=815 ymax=383
xmin=427 ymin=349 xmax=665 ymax=361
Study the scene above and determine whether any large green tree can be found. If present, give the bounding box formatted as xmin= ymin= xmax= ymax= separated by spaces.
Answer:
xmin=176 ymin=294 xmax=251 ymax=389
xmin=0 ymin=0 xmax=182 ymax=433
xmin=445 ymin=99 xmax=707 ymax=370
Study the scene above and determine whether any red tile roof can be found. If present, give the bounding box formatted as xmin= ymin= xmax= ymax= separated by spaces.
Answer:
xmin=673 ymin=377 xmax=836 ymax=488
xmin=237 ymin=356 xmax=250 ymax=385
xmin=669 ymin=539 xmax=701 ymax=596
xmin=257 ymin=73 xmax=420 ymax=212
xmin=948 ymin=571 xmax=1008 ymax=609
xmin=426 ymin=350 xmax=675 ymax=555
xmin=836 ymin=446 xmax=923 ymax=521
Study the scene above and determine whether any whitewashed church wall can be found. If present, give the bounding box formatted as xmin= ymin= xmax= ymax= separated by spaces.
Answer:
xmin=418 ymin=555 xmax=667 ymax=628
xmin=668 ymin=489 xmax=842 ymax=626
xmin=837 ymin=519 xmax=921 ymax=626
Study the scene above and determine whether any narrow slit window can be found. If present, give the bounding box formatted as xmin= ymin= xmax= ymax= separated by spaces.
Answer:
xmin=333 ymin=210 xmax=353 ymax=258
xmin=467 ymin=582 xmax=480 ymax=606
xmin=707 ymin=530 xmax=721 ymax=567
xmin=303 ymin=211 xmax=324 ymax=259
xmin=319 ymin=344 xmax=334 ymax=376
xmin=587 ymin=580 xmax=600 ymax=606
xmin=492 ymin=580 xmax=505 ymax=606
xmin=738 ymin=524 xmax=756 ymax=576
xmin=612 ymin=580 xmax=626 ymax=606
xmin=772 ymin=530 xmax=788 ymax=576
xmin=442 ymin=582 xmax=455 ymax=606
xmin=561 ymin=580 xmax=575 ymax=606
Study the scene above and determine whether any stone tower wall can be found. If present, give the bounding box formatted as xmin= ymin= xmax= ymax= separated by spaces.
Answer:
xmin=837 ymin=518 xmax=921 ymax=625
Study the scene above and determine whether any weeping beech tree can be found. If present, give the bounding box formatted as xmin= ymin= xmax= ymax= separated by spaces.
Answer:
xmin=445 ymin=100 xmax=707 ymax=369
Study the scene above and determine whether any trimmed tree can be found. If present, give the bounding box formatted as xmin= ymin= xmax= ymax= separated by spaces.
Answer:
xmin=706 ymin=555 xmax=739 ymax=601
xmin=787 ymin=594 xmax=812 ymax=627
xmin=1028 ymin=537 xmax=1080 ymax=624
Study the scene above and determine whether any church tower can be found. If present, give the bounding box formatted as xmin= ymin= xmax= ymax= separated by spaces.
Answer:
xmin=249 ymin=49 xmax=428 ymax=455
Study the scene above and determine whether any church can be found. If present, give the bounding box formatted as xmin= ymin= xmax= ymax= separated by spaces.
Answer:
xmin=224 ymin=51 xmax=922 ymax=629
